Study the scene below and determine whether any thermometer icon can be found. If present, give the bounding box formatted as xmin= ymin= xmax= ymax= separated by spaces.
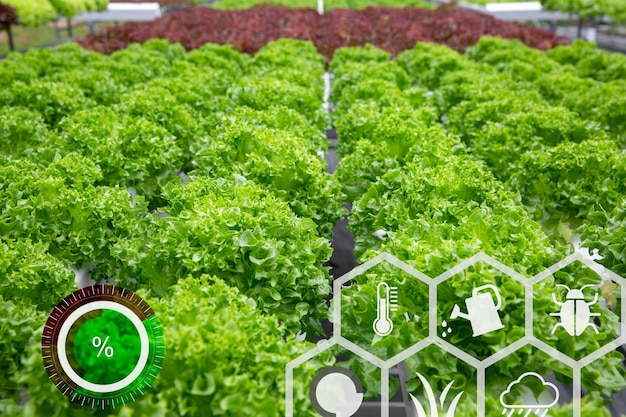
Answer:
xmin=373 ymin=282 xmax=398 ymax=337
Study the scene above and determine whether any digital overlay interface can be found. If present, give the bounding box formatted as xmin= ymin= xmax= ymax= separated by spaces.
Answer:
xmin=41 ymin=285 xmax=164 ymax=409
xmin=286 ymin=251 xmax=626 ymax=417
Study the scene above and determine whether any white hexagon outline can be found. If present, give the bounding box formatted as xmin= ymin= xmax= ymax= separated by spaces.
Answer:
xmin=333 ymin=252 xmax=432 ymax=364
xmin=529 ymin=251 xmax=626 ymax=417
xmin=430 ymin=252 xmax=529 ymax=361
xmin=530 ymin=251 xmax=626 ymax=346
xmin=285 ymin=337 xmax=389 ymax=417
xmin=285 ymin=251 xmax=626 ymax=417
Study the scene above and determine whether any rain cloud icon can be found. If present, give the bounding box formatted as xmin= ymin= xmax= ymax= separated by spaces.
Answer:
xmin=499 ymin=372 xmax=559 ymax=417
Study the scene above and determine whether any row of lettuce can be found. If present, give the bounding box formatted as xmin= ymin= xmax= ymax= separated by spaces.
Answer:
xmin=454 ymin=0 xmax=626 ymax=21
xmin=207 ymin=0 xmax=626 ymax=22
xmin=0 ymin=0 xmax=434 ymax=29
xmin=0 ymin=0 xmax=108 ymax=27
xmin=213 ymin=0 xmax=624 ymax=21
xmin=543 ymin=0 xmax=626 ymax=21
xmin=212 ymin=0 xmax=435 ymax=10
xmin=432 ymin=37 xmax=626 ymax=264
xmin=211 ymin=0 xmax=626 ymax=22
xmin=330 ymin=40 xmax=626 ymax=414
xmin=0 ymin=39 xmax=342 ymax=416
xmin=2 ymin=0 xmax=625 ymax=34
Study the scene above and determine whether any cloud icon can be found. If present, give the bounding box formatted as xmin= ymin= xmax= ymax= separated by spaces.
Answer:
xmin=500 ymin=372 xmax=559 ymax=410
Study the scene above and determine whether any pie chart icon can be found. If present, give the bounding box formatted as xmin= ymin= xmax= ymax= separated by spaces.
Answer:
xmin=309 ymin=367 xmax=364 ymax=417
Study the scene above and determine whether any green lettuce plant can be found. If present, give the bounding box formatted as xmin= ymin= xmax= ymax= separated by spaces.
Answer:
xmin=112 ymin=175 xmax=333 ymax=335
xmin=57 ymin=106 xmax=184 ymax=205
xmin=0 ymin=155 xmax=148 ymax=279
xmin=192 ymin=119 xmax=344 ymax=237
xmin=5 ymin=277 xmax=332 ymax=417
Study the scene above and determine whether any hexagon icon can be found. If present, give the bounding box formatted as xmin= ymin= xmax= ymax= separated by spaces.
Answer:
xmin=285 ymin=339 xmax=384 ymax=417
xmin=486 ymin=345 xmax=574 ymax=417
xmin=334 ymin=253 xmax=431 ymax=363
xmin=434 ymin=253 xmax=528 ymax=361
xmin=531 ymin=252 xmax=625 ymax=362
xmin=401 ymin=344 xmax=478 ymax=417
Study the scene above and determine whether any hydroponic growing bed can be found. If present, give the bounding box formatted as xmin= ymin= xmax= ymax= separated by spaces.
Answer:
xmin=74 ymin=3 xmax=569 ymax=54
xmin=1 ymin=7 xmax=626 ymax=416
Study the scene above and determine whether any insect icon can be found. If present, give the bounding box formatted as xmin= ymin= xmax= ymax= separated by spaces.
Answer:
xmin=549 ymin=284 xmax=600 ymax=337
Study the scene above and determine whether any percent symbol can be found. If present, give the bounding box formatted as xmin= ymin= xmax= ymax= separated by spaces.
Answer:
xmin=92 ymin=336 xmax=115 ymax=358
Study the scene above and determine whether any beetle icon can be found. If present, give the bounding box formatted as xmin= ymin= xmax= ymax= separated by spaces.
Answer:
xmin=549 ymin=284 xmax=600 ymax=337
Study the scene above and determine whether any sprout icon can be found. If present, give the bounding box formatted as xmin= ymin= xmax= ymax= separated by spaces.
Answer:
xmin=409 ymin=373 xmax=464 ymax=417
xmin=499 ymin=372 xmax=559 ymax=417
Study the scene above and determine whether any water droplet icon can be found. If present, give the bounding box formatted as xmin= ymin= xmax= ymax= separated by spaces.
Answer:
xmin=441 ymin=320 xmax=452 ymax=337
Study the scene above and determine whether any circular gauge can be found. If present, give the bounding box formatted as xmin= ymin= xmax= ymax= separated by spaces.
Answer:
xmin=42 ymin=285 xmax=165 ymax=409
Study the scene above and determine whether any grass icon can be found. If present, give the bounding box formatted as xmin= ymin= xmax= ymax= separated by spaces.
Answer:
xmin=409 ymin=373 xmax=464 ymax=417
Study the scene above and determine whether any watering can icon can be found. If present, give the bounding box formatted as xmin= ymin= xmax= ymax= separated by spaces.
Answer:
xmin=450 ymin=284 xmax=504 ymax=337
